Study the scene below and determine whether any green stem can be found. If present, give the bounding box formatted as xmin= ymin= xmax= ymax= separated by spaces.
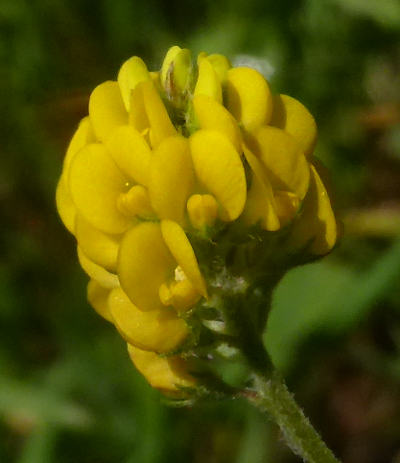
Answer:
xmin=217 ymin=278 xmax=340 ymax=462
xmin=243 ymin=367 xmax=340 ymax=463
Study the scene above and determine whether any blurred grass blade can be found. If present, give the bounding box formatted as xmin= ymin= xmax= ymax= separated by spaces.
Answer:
xmin=0 ymin=376 xmax=93 ymax=430
xmin=17 ymin=423 xmax=56 ymax=463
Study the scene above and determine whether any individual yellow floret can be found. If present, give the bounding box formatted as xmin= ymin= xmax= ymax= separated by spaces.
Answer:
xmin=127 ymin=345 xmax=196 ymax=393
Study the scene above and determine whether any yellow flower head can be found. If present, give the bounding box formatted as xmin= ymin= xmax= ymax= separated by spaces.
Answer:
xmin=56 ymin=46 xmax=338 ymax=394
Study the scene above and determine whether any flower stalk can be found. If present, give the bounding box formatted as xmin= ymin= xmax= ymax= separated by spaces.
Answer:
xmin=234 ymin=320 xmax=339 ymax=463
xmin=245 ymin=369 xmax=340 ymax=463
xmin=213 ymin=286 xmax=340 ymax=463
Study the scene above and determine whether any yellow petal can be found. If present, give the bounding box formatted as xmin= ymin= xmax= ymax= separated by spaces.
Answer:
xmin=129 ymin=84 xmax=149 ymax=133
xmin=87 ymin=279 xmax=113 ymax=322
xmin=241 ymin=143 xmax=280 ymax=230
xmin=226 ymin=67 xmax=273 ymax=131
xmin=109 ymin=288 xmax=188 ymax=353
xmin=271 ymin=94 xmax=317 ymax=158
xmin=312 ymin=158 xmax=334 ymax=196
xmin=161 ymin=46 xmax=192 ymax=93
xmin=160 ymin=279 xmax=201 ymax=313
xmin=247 ymin=126 xmax=310 ymax=200
xmin=189 ymin=130 xmax=247 ymax=221
xmin=192 ymin=94 xmax=242 ymax=151
xmin=127 ymin=345 xmax=195 ymax=392
xmin=207 ymin=53 xmax=231 ymax=82
xmin=150 ymin=71 xmax=161 ymax=83
xmin=69 ymin=143 xmax=131 ymax=234
xmin=290 ymin=165 xmax=337 ymax=255
xmin=63 ymin=117 xmax=96 ymax=185
xmin=194 ymin=54 xmax=222 ymax=103
xmin=118 ymin=222 xmax=175 ymax=311
xmin=105 ymin=125 xmax=151 ymax=186
xmin=158 ymin=283 xmax=173 ymax=307
xmin=149 ymin=136 xmax=194 ymax=223
xmin=187 ymin=194 xmax=218 ymax=229
xmin=140 ymin=81 xmax=177 ymax=147
xmin=56 ymin=174 xmax=77 ymax=234
xmin=118 ymin=56 xmax=151 ymax=111
xmin=117 ymin=185 xmax=154 ymax=219
xmin=89 ymin=81 xmax=128 ymax=142
xmin=170 ymin=280 xmax=201 ymax=312
xmin=78 ymin=247 xmax=119 ymax=289
xmin=161 ymin=46 xmax=182 ymax=83
xmin=242 ymin=174 xmax=280 ymax=231
xmin=161 ymin=220 xmax=207 ymax=297
xmin=274 ymin=191 xmax=300 ymax=226
xmin=75 ymin=214 xmax=119 ymax=272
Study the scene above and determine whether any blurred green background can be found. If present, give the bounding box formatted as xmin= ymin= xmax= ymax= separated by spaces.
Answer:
xmin=1 ymin=0 xmax=400 ymax=461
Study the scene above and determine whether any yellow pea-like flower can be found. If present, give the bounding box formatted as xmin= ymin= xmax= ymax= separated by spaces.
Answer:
xmin=246 ymin=126 xmax=310 ymax=201
xmin=118 ymin=221 xmax=205 ymax=312
xmin=160 ymin=279 xmax=201 ymax=313
xmin=161 ymin=45 xmax=192 ymax=96
xmin=118 ymin=221 xmax=176 ymax=312
xmin=56 ymin=46 xmax=338 ymax=394
xmin=105 ymin=125 xmax=152 ymax=186
xmin=140 ymin=80 xmax=177 ymax=147
xmin=87 ymin=279 xmax=114 ymax=323
xmin=161 ymin=220 xmax=207 ymax=298
xmin=56 ymin=117 xmax=97 ymax=235
xmin=226 ymin=67 xmax=273 ymax=131
xmin=207 ymin=53 xmax=231 ymax=83
xmin=192 ymin=94 xmax=242 ymax=151
xmin=88 ymin=81 xmax=128 ymax=141
xmin=148 ymin=136 xmax=194 ymax=223
xmin=288 ymin=165 xmax=337 ymax=255
xmin=187 ymin=194 xmax=219 ymax=230
xmin=271 ymin=94 xmax=317 ymax=159
xmin=242 ymin=142 xmax=280 ymax=230
xmin=75 ymin=215 xmax=120 ymax=272
xmin=127 ymin=345 xmax=196 ymax=393
xmin=69 ymin=143 xmax=132 ymax=234
xmin=241 ymin=173 xmax=280 ymax=231
xmin=274 ymin=191 xmax=301 ymax=226
xmin=63 ymin=117 xmax=96 ymax=183
xmin=117 ymin=185 xmax=154 ymax=219
xmin=78 ymin=247 xmax=119 ymax=289
xmin=55 ymin=174 xmax=77 ymax=234
xmin=194 ymin=53 xmax=222 ymax=103
xmin=109 ymin=287 xmax=188 ymax=353
xmin=189 ymin=129 xmax=246 ymax=221
xmin=117 ymin=56 xmax=151 ymax=111
xmin=128 ymin=84 xmax=149 ymax=132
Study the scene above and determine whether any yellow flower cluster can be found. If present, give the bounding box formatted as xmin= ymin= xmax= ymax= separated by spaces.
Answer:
xmin=56 ymin=46 xmax=337 ymax=393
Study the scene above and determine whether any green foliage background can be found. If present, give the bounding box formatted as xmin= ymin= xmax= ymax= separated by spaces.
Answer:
xmin=1 ymin=1 xmax=400 ymax=461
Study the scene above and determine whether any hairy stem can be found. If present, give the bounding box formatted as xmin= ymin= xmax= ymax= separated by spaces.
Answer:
xmin=243 ymin=358 xmax=340 ymax=463
xmin=218 ymin=276 xmax=340 ymax=462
